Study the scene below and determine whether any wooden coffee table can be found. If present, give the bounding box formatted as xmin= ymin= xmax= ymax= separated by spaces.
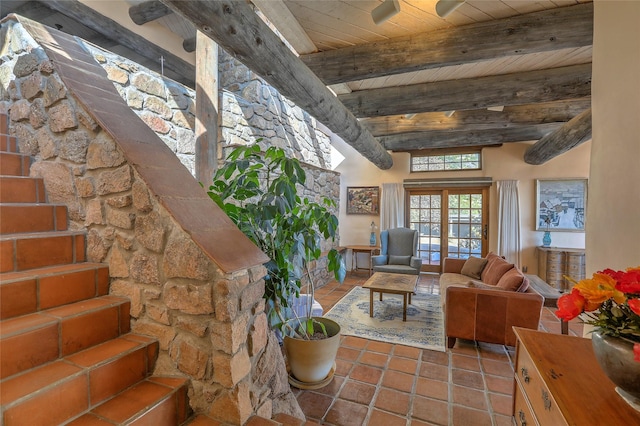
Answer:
xmin=362 ymin=272 xmax=418 ymax=321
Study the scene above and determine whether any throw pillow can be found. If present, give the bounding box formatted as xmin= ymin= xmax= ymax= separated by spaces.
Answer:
xmin=389 ymin=255 xmax=411 ymax=265
xmin=480 ymin=252 xmax=501 ymax=282
xmin=482 ymin=257 xmax=514 ymax=286
xmin=496 ymin=267 xmax=527 ymax=292
xmin=461 ymin=256 xmax=488 ymax=279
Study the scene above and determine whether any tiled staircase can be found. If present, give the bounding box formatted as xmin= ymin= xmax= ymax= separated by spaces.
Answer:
xmin=0 ymin=113 xmax=191 ymax=425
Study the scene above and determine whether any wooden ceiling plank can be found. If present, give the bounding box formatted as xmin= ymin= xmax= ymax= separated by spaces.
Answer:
xmin=380 ymin=123 xmax=562 ymax=151
xmin=524 ymin=108 xmax=592 ymax=165
xmin=339 ymin=63 xmax=592 ymax=117
xmin=160 ymin=0 xmax=393 ymax=170
xmin=252 ymin=0 xmax=317 ymax=55
xmin=38 ymin=0 xmax=195 ymax=85
xmin=128 ymin=0 xmax=171 ymax=25
xmin=301 ymin=2 xmax=593 ymax=85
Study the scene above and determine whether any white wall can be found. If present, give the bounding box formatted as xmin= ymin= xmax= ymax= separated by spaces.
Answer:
xmin=333 ymin=134 xmax=591 ymax=275
xmin=588 ymin=1 xmax=640 ymax=273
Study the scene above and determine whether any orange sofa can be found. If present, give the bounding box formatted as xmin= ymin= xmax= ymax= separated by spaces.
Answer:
xmin=441 ymin=255 xmax=544 ymax=348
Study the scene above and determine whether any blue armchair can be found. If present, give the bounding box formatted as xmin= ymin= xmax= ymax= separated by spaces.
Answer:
xmin=372 ymin=228 xmax=422 ymax=275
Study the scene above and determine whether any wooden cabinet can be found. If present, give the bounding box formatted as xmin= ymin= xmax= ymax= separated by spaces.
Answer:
xmin=513 ymin=328 xmax=640 ymax=425
xmin=536 ymin=246 xmax=585 ymax=291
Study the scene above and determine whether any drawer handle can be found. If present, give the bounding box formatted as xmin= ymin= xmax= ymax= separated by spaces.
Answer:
xmin=518 ymin=409 xmax=527 ymax=426
xmin=542 ymin=389 xmax=552 ymax=411
xmin=520 ymin=367 xmax=530 ymax=383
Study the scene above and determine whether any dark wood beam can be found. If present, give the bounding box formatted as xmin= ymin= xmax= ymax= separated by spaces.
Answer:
xmin=340 ymin=63 xmax=592 ymax=118
xmin=524 ymin=108 xmax=592 ymax=165
xmin=301 ymin=3 xmax=593 ymax=85
xmin=161 ymin=0 xmax=392 ymax=170
xmin=129 ymin=0 xmax=172 ymax=25
xmin=361 ymin=99 xmax=591 ymax=136
xmin=379 ymin=123 xmax=562 ymax=151
xmin=37 ymin=0 xmax=195 ymax=85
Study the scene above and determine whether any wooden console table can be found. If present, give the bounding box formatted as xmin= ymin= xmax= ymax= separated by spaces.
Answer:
xmin=345 ymin=245 xmax=380 ymax=276
xmin=513 ymin=328 xmax=640 ymax=425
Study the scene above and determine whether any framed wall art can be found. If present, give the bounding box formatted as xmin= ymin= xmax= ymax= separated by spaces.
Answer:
xmin=535 ymin=179 xmax=587 ymax=231
xmin=347 ymin=186 xmax=380 ymax=215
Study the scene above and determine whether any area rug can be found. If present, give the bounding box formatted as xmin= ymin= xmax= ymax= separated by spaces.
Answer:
xmin=324 ymin=286 xmax=445 ymax=351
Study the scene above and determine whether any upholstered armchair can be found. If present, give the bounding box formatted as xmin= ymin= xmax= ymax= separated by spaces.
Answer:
xmin=371 ymin=228 xmax=422 ymax=275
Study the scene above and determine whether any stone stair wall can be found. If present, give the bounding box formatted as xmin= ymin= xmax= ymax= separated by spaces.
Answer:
xmin=0 ymin=15 xmax=304 ymax=424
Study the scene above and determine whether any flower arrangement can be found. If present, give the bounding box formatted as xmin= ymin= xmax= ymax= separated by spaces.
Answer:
xmin=556 ymin=266 xmax=640 ymax=362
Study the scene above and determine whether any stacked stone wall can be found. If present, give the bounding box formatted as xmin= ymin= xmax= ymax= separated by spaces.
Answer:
xmin=0 ymin=19 xmax=303 ymax=423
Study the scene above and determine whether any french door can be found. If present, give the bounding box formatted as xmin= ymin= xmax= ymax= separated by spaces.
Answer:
xmin=407 ymin=187 xmax=489 ymax=273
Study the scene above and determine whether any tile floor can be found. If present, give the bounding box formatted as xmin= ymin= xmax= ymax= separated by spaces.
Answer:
xmin=292 ymin=274 xmax=583 ymax=426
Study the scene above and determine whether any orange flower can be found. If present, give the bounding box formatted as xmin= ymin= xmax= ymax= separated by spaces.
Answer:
xmin=556 ymin=288 xmax=586 ymax=321
xmin=628 ymin=299 xmax=640 ymax=316
xmin=573 ymin=273 xmax=626 ymax=311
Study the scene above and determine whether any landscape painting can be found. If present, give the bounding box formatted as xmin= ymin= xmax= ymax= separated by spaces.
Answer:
xmin=536 ymin=179 xmax=587 ymax=231
xmin=347 ymin=187 xmax=380 ymax=215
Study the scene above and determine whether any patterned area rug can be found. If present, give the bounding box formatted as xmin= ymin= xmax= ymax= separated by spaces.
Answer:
xmin=324 ymin=286 xmax=445 ymax=351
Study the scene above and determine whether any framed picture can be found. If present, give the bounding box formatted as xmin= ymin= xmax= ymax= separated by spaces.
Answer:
xmin=347 ymin=186 xmax=380 ymax=215
xmin=536 ymin=179 xmax=587 ymax=231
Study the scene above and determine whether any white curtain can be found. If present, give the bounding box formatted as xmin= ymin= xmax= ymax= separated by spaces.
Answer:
xmin=497 ymin=180 xmax=521 ymax=266
xmin=380 ymin=183 xmax=404 ymax=230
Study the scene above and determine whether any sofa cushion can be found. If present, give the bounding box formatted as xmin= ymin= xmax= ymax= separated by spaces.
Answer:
xmin=460 ymin=256 xmax=488 ymax=279
xmin=481 ymin=256 xmax=514 ymax=286
xmin=496 ymin=267 xmax=529 ymax=292
xmin=389 ymin=255 xmax=411 ymax=265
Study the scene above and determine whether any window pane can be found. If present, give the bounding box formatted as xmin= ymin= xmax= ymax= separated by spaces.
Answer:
xmin=411 ymin=152 xmax=481 ymax=172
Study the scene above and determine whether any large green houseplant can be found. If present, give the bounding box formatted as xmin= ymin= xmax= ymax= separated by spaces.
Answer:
xmin=207 ymin=144 xmax=346 ymax=341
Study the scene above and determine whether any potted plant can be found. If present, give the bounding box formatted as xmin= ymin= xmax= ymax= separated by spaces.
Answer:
xmin=206 ymin=144 xmax=346 ymax=386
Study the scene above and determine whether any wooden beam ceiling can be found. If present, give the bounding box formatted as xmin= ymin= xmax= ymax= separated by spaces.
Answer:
xmin=160 ymin=0 xmax=393 ymax=170
xmin=128 ymin=1 xmax=171 ymax=25
xmin=524 ymin=108 xmax=592 ymax=165
xmin=301 ymin=3 xmax=593 ymax=85
xmin=340 ymin=63 xmax=592 ymax=118
xmin=37 ymin=0 xmax=195 ymax=85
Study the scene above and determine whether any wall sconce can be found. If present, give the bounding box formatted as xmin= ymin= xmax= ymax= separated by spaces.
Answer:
xmin=435 ymin=0 xmax=466 ymax=18
xmin=372 ymin=0 xmax=401 ymax=25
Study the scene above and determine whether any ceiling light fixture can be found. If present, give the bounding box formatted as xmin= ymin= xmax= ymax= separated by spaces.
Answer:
xmin=404 ymin=113 xmax=417 ymax=119
xmin=435 ymin=0 xmax=466 ymax=18
xmin=444 ymin=110 xmax=456 ymax=117
xmin=487 ymin=106 xmax=505 ymax=112
xmin=372 ymin=0 xmax=401 ymax=25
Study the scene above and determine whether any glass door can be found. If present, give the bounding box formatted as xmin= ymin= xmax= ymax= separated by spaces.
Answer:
xmin=407 ymin=187 xmax=488 ymax=273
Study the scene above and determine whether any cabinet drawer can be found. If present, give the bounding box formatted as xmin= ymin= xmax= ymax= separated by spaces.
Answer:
xmin=514 ymin=382 xmax=539 ymax=426
xmin=516 ymin=344 xmax=568 ymax=426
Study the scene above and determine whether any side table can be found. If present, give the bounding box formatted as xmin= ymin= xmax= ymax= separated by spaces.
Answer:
xmin=345 ymin=245 xmax=380 ymax=276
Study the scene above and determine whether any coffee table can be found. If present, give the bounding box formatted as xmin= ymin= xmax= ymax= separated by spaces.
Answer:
xmin=362 ymin=272 xmax=418 ymax=321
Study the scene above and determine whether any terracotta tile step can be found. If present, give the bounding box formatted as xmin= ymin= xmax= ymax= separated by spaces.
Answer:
xmin=0 ymin=176 xmax=46 ymax=203
xmin=0 ymin=203 xmax=68 ymax=234
xmin=0 ymin=152 xmax=30 ymax=176
xmin=0 ymin=230 xmax=86 ymax=272
xmin=68 ymin=377 xmax=191 ymax=426
xmin=0 ymin=114 xmax=7 ymax=134
xmin=0 ymin=263 xmax=110 ymax=320
xmin=0 ymin=134 xmax=18 ymax=153
xmin=0 ymin=334 xmax=160 ymax=426
xmin=0 ymin=295 xmax=131 ymax=379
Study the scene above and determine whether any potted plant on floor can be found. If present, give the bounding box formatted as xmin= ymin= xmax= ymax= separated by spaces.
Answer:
xmin=207 ymin=144 xmax=346 ymax=387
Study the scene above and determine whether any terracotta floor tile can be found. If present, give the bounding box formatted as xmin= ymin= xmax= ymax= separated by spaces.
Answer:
xmin=393 ymin=345 xmax=421 ymax=359
xmin=418 ymin=362 xmax=448 ymax=382
xmin=451 ymin=369 xmax=484 ymax=390
xmin=296 ymin=391 xmax=333 ymax=420
xmin=381 ymin=370 xmax=414 ymax=393
xmin=452 ymin=405 xmax=493 ymax=426
xmin=415 ymin=377 xmax=449 ymax=401
xmin=91 ymin=380 xmax=171 ymax=423
xmin=452 ymin=385 xmax=487 ymax=410
xmin=366 ymin=340 xmax=394 ymax=354
xmin=373 ymin=388 xmax=410 ymax=415
xmin=494 ymin=413 xmax=515 ymax=426
xmin=368 ymin=409 xmax=407 ymax=426
xmin=341 ymin=336 xmax=368 ymax=349
xmin=360 ymin=351 xmax=388 ymax=368
xmin=488 ymin=392 xmax=513 ymax=416
xmin=411 ymin=395 xmax=449 ymax=425
xmin=66 ymin=413 xmax=117 ymax=425
xmin=324 ymin=399 xmax=368 ymax=426
xmin=334 ymin=358 xmax=353 ymax=377
xmin=350 ymin=364 xmax=383 ymax=385
xmin=0 ymin=278 xmax=37 ymax=319
xmin=336 ymin=346 xmax=360 ymax=361
xmin=338 ymin=380 xmax=376 ymax=405
xmin=0 ymin=360 xmax=82 ymax=403
xmin=451 ymin=353 xmax=481 ymax=371
xmin=485 ymin=374 xmax=514 ymax=395
xmin=421 ymin=349 xmax=449 ymax=365
xmin=313 ymin=375 xmax=344 ymax=396
xmin=387 ymin=356 xmax=417 ymax=374
xmin=481 ymin=358 xmax=514 ymax=377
